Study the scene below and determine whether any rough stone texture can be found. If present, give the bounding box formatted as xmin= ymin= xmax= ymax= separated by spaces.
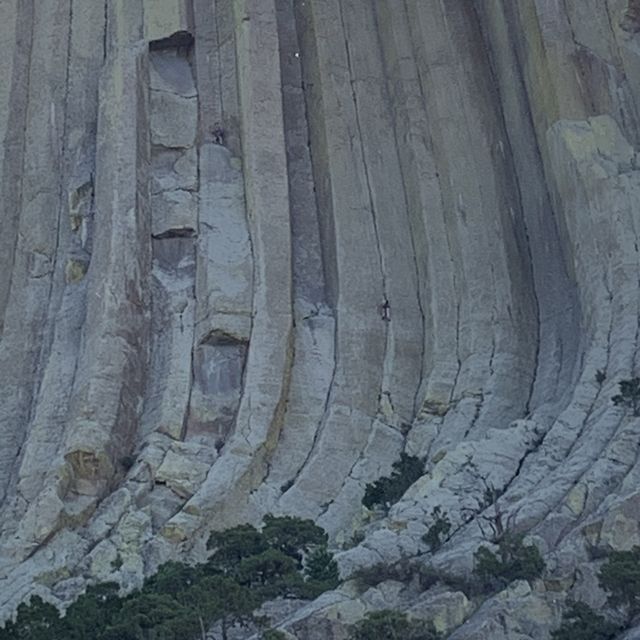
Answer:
xmin=1 ymin=0 xmax=640 ymax=638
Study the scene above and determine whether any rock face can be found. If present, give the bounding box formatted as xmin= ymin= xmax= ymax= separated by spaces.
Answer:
xmin=1 ymin=0 xmax=640 ymax=637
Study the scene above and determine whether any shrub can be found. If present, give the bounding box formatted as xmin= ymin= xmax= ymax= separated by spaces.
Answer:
xmin=351 ymin=560 xmax=414 ymax=588
xmin=473 ymin=533 xmax=545 ymax=592
xmin=551 ymin=601 xmax=618 ymax=640
xmin=612 ymin=378 xmax=640 ymax=416
xmin=599 ymin=546 xmax=640 ymax=614
xmin=349 ymin=610 xmax=439 ymax=640
xmin=263 ymin=631 xmax=288 ymax=640
xmin=362 ymin=454 xmax=424 ymax=511
xmin=305 ymin=545 xmax=339 ymax=586
xmin=422 ymin=507 xmax=451 ymax=551
xmin=416 ymin=566 xmax=475 ymax=596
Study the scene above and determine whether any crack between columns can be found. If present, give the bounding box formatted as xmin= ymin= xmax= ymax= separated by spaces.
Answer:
xmin=261 ymin=0 xmax=333 ymax=487
xmin=0 ymin=0 xmax=35 ymax=345
xmin=213 ymin=0 xmax=225 ymax=120
xmin=371 ymin=0 xmax=427 ymax=425
xmin=102 ymin=0 xmax=108 ymax=61
xmin=18 ymin=0 xmax=74 ymax=468
xmin=283 ymin=0 xmax=391 ymax=511
xmin=474 ymin=0 xmax=545 ymax=418
xmin=406 ymin=0 xmax=462 ymax=415
xmin=462 ymin=392 xmax=484 ymax=440
xmin=336 ymin=0 xmax=388 ymax=352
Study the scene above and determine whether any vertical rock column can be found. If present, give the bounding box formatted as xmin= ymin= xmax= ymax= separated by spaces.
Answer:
xmin=248 ymin=0 xmax=336 ymax=515
xmin=141 ymin=35 xmax=198 ymax=442
xmin=163 ymin=0 xmax=293 ymax=538
xmin=276 ymin=0 xmax=388 ymax=528
xmin=189 ymin=0 xmax=253 ymax=448
xmin=274 ymin=0 xmax=415 ymax=536
xmin=475 ymin=0 xmax=640 ymax=539
xmin=0 ymin=0 xmax=71 ymax=504
xmin=403 ymin=0 xmax=537 ymax=450
xmin=0 ymin=0 xmax=30 ymax=333
xmin=60 ymin=0 xmax=151 ymax=510
xmin=14 ymin=0 xmax=106 ymax=510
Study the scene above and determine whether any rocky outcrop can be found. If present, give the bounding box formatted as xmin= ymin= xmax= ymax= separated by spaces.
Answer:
xmin=1 ymin=0 xmax=640 ymax=638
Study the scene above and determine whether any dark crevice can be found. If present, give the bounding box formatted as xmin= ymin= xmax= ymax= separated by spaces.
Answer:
xmin=152 ymin=228 xmax=196 ymax=240
xmin=149 ymin=30 xmax=194 ymax=51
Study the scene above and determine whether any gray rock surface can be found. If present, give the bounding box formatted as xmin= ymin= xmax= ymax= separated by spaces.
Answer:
xmin=1 ymin=0 xmax=640 ymax=638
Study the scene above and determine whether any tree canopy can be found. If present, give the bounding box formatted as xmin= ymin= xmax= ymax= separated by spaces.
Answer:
xmin=0 ymin=516 xmax=339 ymax=640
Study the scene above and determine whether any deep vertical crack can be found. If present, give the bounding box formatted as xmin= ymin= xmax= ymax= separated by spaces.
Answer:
xmin=371 ymin=0 xmax=428 ymax=425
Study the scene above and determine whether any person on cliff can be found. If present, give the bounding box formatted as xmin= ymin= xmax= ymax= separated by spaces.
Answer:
xmin=212 ymin=123 xmax=225 ymax=146
xmin=380 ymin=299 xmax=391 ymax=322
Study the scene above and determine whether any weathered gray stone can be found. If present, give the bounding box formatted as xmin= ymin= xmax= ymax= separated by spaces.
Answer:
xmin=407 ymin=589 xmax=474 ymax=636
xmin=2 ymin=1 xmax=640 ymax=637
xmin=155 ymin=447 xmax=212 ymax=498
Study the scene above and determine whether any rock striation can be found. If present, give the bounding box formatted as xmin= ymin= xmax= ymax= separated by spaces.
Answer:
xmin=1 ymin=0 xmax=640 ymax=638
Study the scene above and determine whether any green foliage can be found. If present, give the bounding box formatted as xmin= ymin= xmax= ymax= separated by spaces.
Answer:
xmin=362 ymin=454 xmax=424 ymax=510
xmin=207 ymin=523 xmax=267 ymax=572
xmin=236 ymin=548 xmax=300 ymax=596
xmin=599 ymin=546 xmax=640 ymax=614
xmin=0 ymin=597 xmax=62 ymax=640
xmin=115 ymin=593 xmax=200 ymax=639
xmin=305 ymin=545 xmax=339 ymax=584
xmin=143 ymin=561 xmax=200 ymax=599
xmin=263 ymin=631 xmax=288 ymax=640
xmin=62 ymin=583 xmax=124 ymax=640
xmin=551 ymin=601 xmax=618 ymax=640
xmin=422 ymin=507 xmax=451 ymax=551
xmin=0 ymin=516 xmax=338 ymax=640
xmin=300 ymin=545 xmax=340 ymax=598
xmin=612 ymin=377 xmax=640 ymax=416
xmin=351 ymin=562 xmax=409 ymax=588
xmin=473 ymin=533 xmax=545 ymax=591
xmin=262 ymin=514 xmax=328 ymax=564
xmin=415 ymin=565 xmax=474 ymax=596
xmin=349 ymin=610 xmax=439 ymax=640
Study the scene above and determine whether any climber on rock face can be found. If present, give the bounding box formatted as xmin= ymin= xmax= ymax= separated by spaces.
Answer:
xmin=212 ymin=123 xmax=225 ymax=146
xmin=380 ymin=299 xmax=391 ymax=321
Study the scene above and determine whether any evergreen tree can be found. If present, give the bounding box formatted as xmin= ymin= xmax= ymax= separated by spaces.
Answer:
xmin=612 ymin=378 xmax=640 ymax=416
xmin=62 ymin=583 xmax=123 ymax=640
xmin=362 ymin=454 xmax=424 ymax=510
xmin=207 ymin=524 xmax=267 ymax=574
xmin=551 ymin=601 xmax=618 ymax=640
xmin=422 ymin=507 xmax=451 ymax=551
xmin=599 ymin=546 xmax=640 ymax=614
xmin=236 ymin=548 xmax=299 ymax=596
xmin=262 ymin=515 xmax=327 ymax=565
xmin=350 ymin=610 xmax=438 ymax=640
xmin=474 ymin=533 xmax=545 ymax=592
xmin=0 ymin=597 xmax=62 ymax=640
xmin=305 ymin=545 xmax=339 ymax=584
xmin=143 ymin=561 xmax=201 ymax=600
xmin=0 ymin=515 xmax=340 ymax=640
